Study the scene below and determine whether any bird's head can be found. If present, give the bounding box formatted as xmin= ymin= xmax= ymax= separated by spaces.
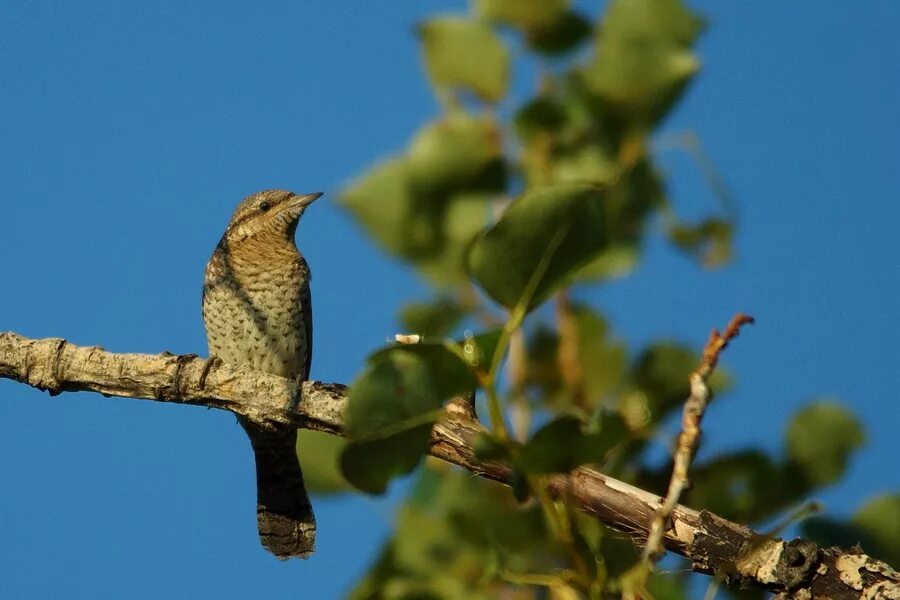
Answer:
xmin=223 ymin=189 xmax=322 ymax=244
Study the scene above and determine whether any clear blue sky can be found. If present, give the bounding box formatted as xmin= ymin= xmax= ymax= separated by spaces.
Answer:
xmin=1 ymin=2 xmax=897 ymax=598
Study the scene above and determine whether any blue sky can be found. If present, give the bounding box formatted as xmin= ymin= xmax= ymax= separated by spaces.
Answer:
xmin=1 ymin=2 xmax=897 ymax=598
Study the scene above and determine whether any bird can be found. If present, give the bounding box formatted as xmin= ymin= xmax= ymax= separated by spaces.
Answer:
xmin=201 ymin=189 xmax=321 ymax=559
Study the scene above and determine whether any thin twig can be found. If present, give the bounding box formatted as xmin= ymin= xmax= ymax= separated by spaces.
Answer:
xmin=642 ymin=313 xmax=755 ymax=563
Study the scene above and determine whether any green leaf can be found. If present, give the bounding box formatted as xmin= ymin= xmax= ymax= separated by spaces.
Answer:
xmin=573 ymin=306 xmax=628 ymax=407
xmin=571 ymin=158 xmax=665 ymax=281
xmin=474 ymin=0 xmax=590 ymax=56
xmin=357 ymin=468 xmax=552 ymax=596
xmin=524 ymin=324 xmax=562 ymax=395
xmin=365 ymin=344 xmax=476 ymax=414
xmin=786 ymin=401 xmax=865 ymax=487
xmin=581 ymin=0 xmax=703 ymax=125
xmin=407 ymin=113 xmax=505 ymax=196
xmin=509 ymin=468 xmax=531 ymax=503
xmin=295 ymin=430 xmax=352 ymax=495
xmin=419 ymin=17 xmax=510 ymax=103
xmin=344 ymin=350 xmax=438 ymax=439
xmin=340 ymin=425 xmax=435 ymax=495
xmin=340 ymin=156 xmax=493 ymax=286
xmin=526 ymin=11 xmax=592 ymax=55
xmin=400 ymin=297 xmax=468 ymax=338
xmin=550 ymin=143 xmax=618 ymax=185
xmin=513 ymin=96 xmax=568 ymax=144
xmin=439 ymin=469 xmax=550 ymax=551
xmin=853 ymin=493 xmax=900 ymax=565
xmin=473 ymin=432 xmax=513 ymax=461
xmin=339 ymin=157 xmax=420 ymax=258
xmin=473 ymin=0 xmax=567 ymax=31
xmin=340 ymin=345 xmax=475 ymax=493
xmin=415 ymin=192 xmax=493 ymax=286
xmin=467 ymin=183 xmax=608 ymax=310
xmin=647 ymin=572 xmax=691 ymax=600
xmin=573 ymin=244 xmax=639 ymax=280
xmin=519 ymin=415 xmax=621 ymax=474
xmin=590 ymin=410 xmax=630 ymax=451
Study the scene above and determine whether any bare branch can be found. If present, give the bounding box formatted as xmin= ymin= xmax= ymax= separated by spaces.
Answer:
xmin=1 ymin=331 xmax=896 ymax=599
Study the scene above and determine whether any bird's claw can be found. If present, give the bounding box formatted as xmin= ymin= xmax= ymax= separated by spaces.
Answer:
xmin=199 ymin=356 xmax=223 ymax=390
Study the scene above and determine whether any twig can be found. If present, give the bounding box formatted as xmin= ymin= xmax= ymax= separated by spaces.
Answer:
xmin=642 ymin=313 xmax=755 ymax=563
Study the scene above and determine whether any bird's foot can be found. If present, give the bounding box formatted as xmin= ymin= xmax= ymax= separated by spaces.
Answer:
xmin=199 ymin=355 xmax=223 ymax=390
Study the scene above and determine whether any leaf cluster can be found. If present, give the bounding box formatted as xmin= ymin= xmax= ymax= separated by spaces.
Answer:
xmin=295 ymin=1 xmax=892 ymax=598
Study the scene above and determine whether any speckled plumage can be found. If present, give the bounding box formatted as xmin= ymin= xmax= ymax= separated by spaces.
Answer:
xmin=202 ymin=189 xmax=320 ymax=559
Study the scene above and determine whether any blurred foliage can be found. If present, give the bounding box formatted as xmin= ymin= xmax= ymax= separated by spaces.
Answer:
xmin=802 ymin=493 xmax=900 ymax=566
xmin=312 ymin=0 xmax=889 ymax=597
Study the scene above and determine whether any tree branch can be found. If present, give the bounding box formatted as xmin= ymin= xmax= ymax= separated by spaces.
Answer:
xmin=1 ymin=331 xmax=896 ymax=599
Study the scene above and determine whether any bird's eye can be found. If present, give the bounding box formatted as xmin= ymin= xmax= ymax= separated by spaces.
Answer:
xmin=259 ymin=201 xmax=271 ymax=212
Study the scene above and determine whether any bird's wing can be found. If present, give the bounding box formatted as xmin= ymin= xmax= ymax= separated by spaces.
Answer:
xmin=300 ymin=281 xmax=313 ymax=381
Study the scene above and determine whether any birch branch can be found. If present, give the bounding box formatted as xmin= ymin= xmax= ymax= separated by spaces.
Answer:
xmin=1 ymin=331 xmax=897 ymax=599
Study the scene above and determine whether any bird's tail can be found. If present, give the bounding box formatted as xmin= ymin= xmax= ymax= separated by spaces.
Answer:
xmin=240 ymin=419 xmax=316 ymax=559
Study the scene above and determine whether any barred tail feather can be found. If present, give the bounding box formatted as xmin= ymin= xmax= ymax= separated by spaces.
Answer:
xmin=240 ymin=419 xmax=316 ymax=559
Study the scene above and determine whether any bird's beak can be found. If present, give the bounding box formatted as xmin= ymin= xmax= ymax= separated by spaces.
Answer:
xmin=287 ymin=192 xmax=323 ymax=210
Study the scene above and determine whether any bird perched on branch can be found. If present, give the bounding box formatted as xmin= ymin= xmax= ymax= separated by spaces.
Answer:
xmin=202 ymin=189 xmax=321 ymax=559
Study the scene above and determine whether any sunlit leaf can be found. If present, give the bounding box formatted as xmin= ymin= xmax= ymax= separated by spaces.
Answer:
xmin=468 ymin=183 xmax=608 ymax=310
xmin=419 ymin=17 xmax=510 ymax=103
xmin=550 ymin=143 xmax=618 ymax=185
xmin=339 ymin=157 xmax=421 ymax=258
xmin=581 ymin=0 xmax=703 ymax=124
xmin=473 ymin=0 xmax=568 ymax=31
xmin=340 ymin=154 xmax=494 ymax=286
xmin=786 ymin=401 xmax=865 ymax=487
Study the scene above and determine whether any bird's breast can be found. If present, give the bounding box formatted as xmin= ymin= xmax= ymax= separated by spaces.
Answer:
xmin=202 ymin=252 xmax=310 ymax=379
